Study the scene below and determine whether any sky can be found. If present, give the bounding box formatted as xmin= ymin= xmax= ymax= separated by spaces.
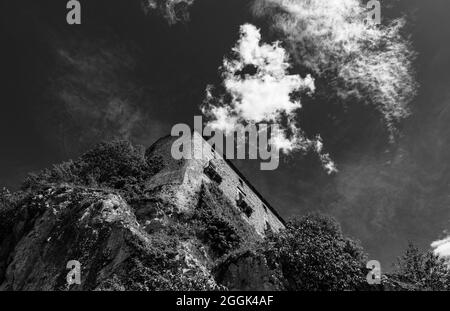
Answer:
xmin=1 ymin=0 xmax=450 ymax=269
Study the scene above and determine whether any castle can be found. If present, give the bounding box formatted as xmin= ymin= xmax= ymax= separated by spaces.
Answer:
xmin=145 ymin=131 xmax=285 ymax=236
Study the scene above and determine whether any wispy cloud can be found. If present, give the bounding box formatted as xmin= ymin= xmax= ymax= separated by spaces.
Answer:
xmin=203 ymin=0 xmax=417 ymax=173
xmin=202 ymin=24 xmax=336 ymax=172
xmin=251 ymin=0 xmax=418 ymax=137
xmin=141 ymin=0 xmax=195 ymax=24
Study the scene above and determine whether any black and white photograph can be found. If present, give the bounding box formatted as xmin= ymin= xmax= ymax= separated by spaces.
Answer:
xmin=1 ymin=0 xmax=450 ymax=302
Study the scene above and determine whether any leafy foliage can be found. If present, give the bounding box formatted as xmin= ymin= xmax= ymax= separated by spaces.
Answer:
xmin=0 ymin=188 xmax=24 ymax=240
xmin=22 ymin=140 xmax=164 ymax=200
xmin=108 ymin=231 xmax=221 ymax=291
xmin=394 ymin=243 xmax=450 ymax=290
xmin=7 ymin=139 xmax=450 ymax=291
xmin=263 ymin=213 xmax=367 ymax=291
xmin=191 ymin=183 xmax=259 ymax=258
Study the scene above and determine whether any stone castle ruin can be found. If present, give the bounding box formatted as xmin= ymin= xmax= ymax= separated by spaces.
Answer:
xmin=145 ymin=131 xmax=285 ymax=236
xmin=0 ymin=131 xmax=286 ymax=290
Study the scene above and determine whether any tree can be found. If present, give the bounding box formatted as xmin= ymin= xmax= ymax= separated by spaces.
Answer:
xmin=264 ymin=213 xmax=367 ymax=291
xmin=0 ymin=187 xmax=11 ymax=205
xmin=21 ymin=140 xmax=164 ymax=201
xmin=394 ymin=243 xmax=450 ymax=290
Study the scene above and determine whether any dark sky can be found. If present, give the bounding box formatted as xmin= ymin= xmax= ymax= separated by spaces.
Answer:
xmin=1 ymin=0 xmax=450 ymax=269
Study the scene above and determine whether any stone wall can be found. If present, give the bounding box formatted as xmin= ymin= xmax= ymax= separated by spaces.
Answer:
xmin=143 ymin=135 xmax=191 ymax=211
xmin=145 ymin=132 xmax=286 ymax=236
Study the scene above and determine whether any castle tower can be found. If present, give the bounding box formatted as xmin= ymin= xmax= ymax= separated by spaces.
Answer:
xmin=144 ymin=131 xmax=285 ymax=236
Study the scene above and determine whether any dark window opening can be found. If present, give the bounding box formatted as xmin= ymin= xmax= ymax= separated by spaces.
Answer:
xmin=237 ymin=194 xmax=253 ymax=217
xmin=237 ymin=187 xmax=246 ymax=200
xmin=204 ymin=161 xmax=222 ymax=184
xmin=265 ymin=221 xmax=273 ymax=234
xmin=238 ymin=190 xmax=245 ymax=201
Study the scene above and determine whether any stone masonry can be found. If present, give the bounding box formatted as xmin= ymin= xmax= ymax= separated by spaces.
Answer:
xmin=144 ymin=131 xmax=285 ymax=236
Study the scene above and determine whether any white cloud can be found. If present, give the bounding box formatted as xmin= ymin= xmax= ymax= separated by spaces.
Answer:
xmin=315 ymin=137 xmax=338 ymax=174
xmin=219 ymin=24 xmax=314 ymax=125
xmin=432 ymin=237 xmax=450 ymax=259
xmin=202 ymin=24 xmax=335 ymax=172
xmin=141 ymin=0 xmax=195 ymax=24
xmin=203 ymin=0 xmax=417 ymax=173
xmin=251 ymin=0 xmax=417 ymax=136
xmin=205 ymin=106 xmax=239 ymax=134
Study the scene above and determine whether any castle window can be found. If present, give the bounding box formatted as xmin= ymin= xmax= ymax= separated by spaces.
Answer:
xmin=238 ymin=190 xmax=245 ymax=201
xmin=265 ymin=221 xmax=273 ymax=234
xmin=237 ymin=186 xmax=246 ymax=199
xmin=236 ymin=194 xmax=253 ymax=217
xmin=237 ymin=179 xmax=246 ymax=198
xmin=203 ymin=161 xmax=222 ymax=184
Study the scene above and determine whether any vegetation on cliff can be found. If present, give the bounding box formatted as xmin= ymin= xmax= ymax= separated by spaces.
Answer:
xmin=392 ymin=243 xmax=450 ymax=290
xmin=1 ymin=140 xmax=449 ymax=291
xmin=263 ymin=214 xmax=368 ymax=291
xmin=0 ymin=140 xmax=257 ymax=290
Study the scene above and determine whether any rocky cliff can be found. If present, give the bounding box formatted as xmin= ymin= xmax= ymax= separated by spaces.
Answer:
xmin=0 ymin=140 xmax=423 ymax=291
xmin=0 ymin=141 xmax=281 ymax=291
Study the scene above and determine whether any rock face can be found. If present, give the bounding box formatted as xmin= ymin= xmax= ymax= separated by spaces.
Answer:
xmin=0 ymin=137 xmax=287 ymax=291
xmin=0 ymin=185 xmax=219 ymax=290
xmin=0 ymin=139 xmax=425 ymax=291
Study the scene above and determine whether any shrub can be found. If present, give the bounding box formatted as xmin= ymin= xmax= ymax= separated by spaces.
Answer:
xmin=78 ymin=141 xmax=148 ymax=185
xmin=106 ymin=231 xmax=221 ymax=291
xmin=394 ymin=243 xmax=450 ymax=290
xmin=191 ymin=183 xmax=259 ymax=258
xmin=263 ymin=213 xmax=367 ymax=291
xmin=0 ymin=188 xmax=25 ymax=239
xmin=21 ymin=140 xmax=163 ymax=201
